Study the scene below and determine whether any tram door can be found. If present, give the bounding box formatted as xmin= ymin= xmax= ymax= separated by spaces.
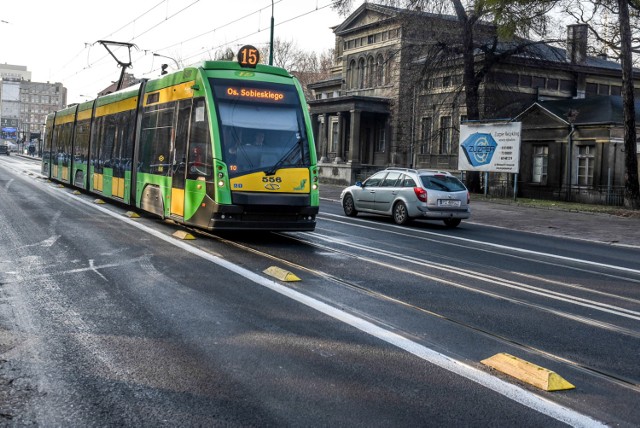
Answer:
xmin=170 ymin=100 xmax=192 ymax=218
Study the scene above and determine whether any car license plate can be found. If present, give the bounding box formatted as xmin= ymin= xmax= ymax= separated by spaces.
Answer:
xmin=438 ymin=199 xmax=461 ymax=207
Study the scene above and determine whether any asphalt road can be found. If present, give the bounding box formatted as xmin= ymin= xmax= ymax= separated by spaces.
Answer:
xmin=1 ymin=155 xmax=638 ymax=426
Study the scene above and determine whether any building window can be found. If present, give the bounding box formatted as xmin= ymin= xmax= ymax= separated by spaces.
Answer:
xmin=358 ymin=58 xmax=366 ymax=89
xmin=547 ymin=78 xmax=559 ymax=90
xmin=348 ymin=60 xmax=357 ymax=89
xmin=532 ymin=76 xmax=545 ymax=89
xmin=439 ymin=116 xmax=452 ymax=154
xmin=520 ymin=75 xmax=532 ymax=87
xmin=586 ymin=83 xmax=598 ymax=95
xmin=577 ymin=145 xmax=594 ymax=186
xmin=330 ymin=120 xmax=339 ymax=152
xmin=598 ymin=84 xmax=610 ymax=95
xmin=532 ymin=145 xmax=548 ymax=184
xmin=376 ymin=55 xmax=385 ymax=86
xmin=376 ymin=124 xmax=386 ymax=152
xmin=611 ymin=85 xmax=622 ymax=96
xmin=367 ymin=56 xmax=375 ymax=87
xmin=421 ymin=117 xmax=432 ymax=154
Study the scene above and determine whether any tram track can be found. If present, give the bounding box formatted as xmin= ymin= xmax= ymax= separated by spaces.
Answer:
xmin=187 ymin=227 xmax=640 ymax=392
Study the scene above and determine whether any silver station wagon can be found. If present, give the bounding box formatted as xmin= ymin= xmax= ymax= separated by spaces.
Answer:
xmin=340 ymin=168 xmax=471 ymax=227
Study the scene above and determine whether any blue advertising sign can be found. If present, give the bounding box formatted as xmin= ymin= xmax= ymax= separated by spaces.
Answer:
xmin=458 ymin=122 xmax=521 ymax=173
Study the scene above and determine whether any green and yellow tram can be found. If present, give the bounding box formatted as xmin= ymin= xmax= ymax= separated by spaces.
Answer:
xmin=43 ymin=47 xmax=319 ymax=231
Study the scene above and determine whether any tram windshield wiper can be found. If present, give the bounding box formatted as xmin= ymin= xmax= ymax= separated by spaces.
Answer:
xmin=265 ymin=137 xmax=303 ymax=176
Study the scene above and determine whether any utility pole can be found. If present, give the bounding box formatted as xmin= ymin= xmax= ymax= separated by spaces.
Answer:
xmin=269 ymin=0 xmax=275 ymax=66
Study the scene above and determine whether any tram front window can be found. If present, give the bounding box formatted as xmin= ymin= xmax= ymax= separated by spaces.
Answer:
xmin=211 ymin=79 xmax=310 ymax=177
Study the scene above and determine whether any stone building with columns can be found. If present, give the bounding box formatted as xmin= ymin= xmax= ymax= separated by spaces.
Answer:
xmin=308 ymin=3 xmax=638 ymax=191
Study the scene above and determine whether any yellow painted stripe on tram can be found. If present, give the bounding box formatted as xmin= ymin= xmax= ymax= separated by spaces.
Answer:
xmin=171 ymin=188 xmax=184 ymax=217
xmin=77 ymin=108 xmax=92 ymax=121
xmin=144 ymin=81 xmax=195 ymax=106
xmin=55 ymin=114 xmax=76 ymax=125
xmin=95 ymin=97 xmax=138 ymax=118
xmin=93 ymin=173 xmax=103 ymax=191
xmin=113 ymin=177 xmax=125 ymax=199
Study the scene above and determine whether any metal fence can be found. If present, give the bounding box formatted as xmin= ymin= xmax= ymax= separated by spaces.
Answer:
xmin=483 ymin=178 xmax=626 ymax=206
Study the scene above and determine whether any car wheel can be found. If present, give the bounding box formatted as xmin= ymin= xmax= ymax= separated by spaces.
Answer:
xmin=393 ymin=201 xmax=410 ymax=225
xmin=343 ymin=194 xmax=358 ymax=217
xmin=443 ymin=218 xmax=461 ymax=228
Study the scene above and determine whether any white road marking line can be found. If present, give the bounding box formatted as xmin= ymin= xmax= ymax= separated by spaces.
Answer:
xmin=320 ymin=213 xmax=640 ymax=275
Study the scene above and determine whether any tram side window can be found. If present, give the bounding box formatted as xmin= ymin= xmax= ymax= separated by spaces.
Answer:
xmin=91 ymin=116 xmax=105 ymax=173
xmin=115 ymin=110 xmax=135 ymax=177
xmin=99 ymin=116 xmax=116 ymax=172
xmin=51 ymin=124 xmax=60 ymax=161
xmin=187 ymin=98 xmax=212 ymax=180
xmin=139 ymin=104 xmax=174 ymax=176
xmin=74 ymin=120 xmax=90 ymax=164
xmin=60 ymin=122 xmax=73 ymax=166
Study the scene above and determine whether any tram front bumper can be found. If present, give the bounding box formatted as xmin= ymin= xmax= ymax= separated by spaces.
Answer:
xmin=208 ymin=202 xmax=318 ymax=231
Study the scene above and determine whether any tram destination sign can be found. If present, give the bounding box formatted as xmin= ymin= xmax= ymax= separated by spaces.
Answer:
xmin=458 ymin=122 xmax=521 ymax=173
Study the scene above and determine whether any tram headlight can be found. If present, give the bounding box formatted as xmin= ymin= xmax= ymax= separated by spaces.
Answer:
xmin=218 ymin=180 xmax=225 ymax=187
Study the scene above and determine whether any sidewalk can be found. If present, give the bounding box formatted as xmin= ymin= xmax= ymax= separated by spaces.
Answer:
xmin=319 ymin=183 xmax=640 ymax=248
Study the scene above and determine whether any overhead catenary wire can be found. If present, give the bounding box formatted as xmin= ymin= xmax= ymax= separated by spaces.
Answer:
xmin=39 ymin=0 xmax=339 ymax=101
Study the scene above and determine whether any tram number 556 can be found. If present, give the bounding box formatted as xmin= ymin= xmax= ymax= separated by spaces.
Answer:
xmin=237 ymin=45 xmax=260 ymax=68
xmin=262 ymin=176 xmax=282 ymax=183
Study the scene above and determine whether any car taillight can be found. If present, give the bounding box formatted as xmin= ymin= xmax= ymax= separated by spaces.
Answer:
xmin=414 ymin=187 xmax=428 ymax=202
xmin=467 ymin=191 xmax=470 ymax=204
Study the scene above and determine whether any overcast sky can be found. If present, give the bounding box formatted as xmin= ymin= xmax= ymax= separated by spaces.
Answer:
xmin=1 ymin=0 xmax=349 ymax=104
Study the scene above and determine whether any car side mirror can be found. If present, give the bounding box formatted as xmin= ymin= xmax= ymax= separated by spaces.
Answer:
xmin=356 ymin=181 xmax=363 ymax=187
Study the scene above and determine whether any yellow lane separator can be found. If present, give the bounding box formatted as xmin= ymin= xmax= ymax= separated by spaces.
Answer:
xmin=172 ymin=230 xmax=195 ymax=240
xmin=264 ymin=266 xmax=301 ymax=282
xmin=481 ymin=353 xmax=575 ymax=391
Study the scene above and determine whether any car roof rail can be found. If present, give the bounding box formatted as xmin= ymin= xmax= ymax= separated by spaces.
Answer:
xmin=417 ymin=169 xmax=453 ymax=175
xmin=386 ymin=167 xmax=417 ymax=173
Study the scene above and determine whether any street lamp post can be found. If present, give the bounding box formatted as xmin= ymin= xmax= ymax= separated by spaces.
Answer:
xmin=269 ymin=0 xmax=274 ymax=66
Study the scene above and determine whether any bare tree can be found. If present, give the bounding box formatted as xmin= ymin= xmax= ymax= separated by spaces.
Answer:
xmin=212 ymin=47 xmax=235 ymax=61
xmin=263 ymin=38 xmax=334 ymax=100
xmin=619 ymin=0 xmax=640 ymax=208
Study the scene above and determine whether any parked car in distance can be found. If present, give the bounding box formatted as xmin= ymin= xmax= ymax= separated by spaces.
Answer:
xmin=340 ymin=168 xmax=471 ymax=227
xmin=0 ymin=144 xmax=9 ymax=156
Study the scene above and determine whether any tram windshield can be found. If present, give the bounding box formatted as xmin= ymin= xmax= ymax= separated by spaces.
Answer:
xmin=211 ymin=79 xmax=310 ymax=177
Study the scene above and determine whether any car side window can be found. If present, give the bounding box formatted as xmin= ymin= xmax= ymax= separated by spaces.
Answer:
xmin=402 ymin=175 xmax=416 ymax=187
xmin=381 ymin=171 xmax=401 ymax=187
xmin=363 ymin=171 xmax=387 ymax=187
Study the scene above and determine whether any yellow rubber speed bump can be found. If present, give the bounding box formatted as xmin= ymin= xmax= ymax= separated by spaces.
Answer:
xmin=172 ymin=230 xmax=195 ymax=240
xmin=263 ymin=266 xmax=301 ymax=282
xmin=57 ymin=184 xmax=65 ymax=188
xmin=124 ymin=211 xmax=140 ymax=218
xmin=481 ymin=353 xmax=575 ymax=391
xmin=94 ymin=199 xmax=105 ymax=204
xmin=72 ymin=190 xmax=81 ymax=195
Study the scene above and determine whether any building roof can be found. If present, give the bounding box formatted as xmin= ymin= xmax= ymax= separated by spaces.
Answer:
xmin=517 ymin=96 xmax=640 ymax=125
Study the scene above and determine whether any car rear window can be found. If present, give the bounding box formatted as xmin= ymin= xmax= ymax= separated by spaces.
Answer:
xmin=420 ymin=175 xmax=466 ymax=191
